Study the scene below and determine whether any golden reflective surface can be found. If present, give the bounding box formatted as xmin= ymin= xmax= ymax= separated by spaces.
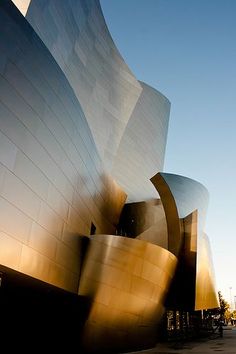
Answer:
xmin=195 ymin=233 xmax=219 ymax=310
xmin=79 ymin=235 xmax=177 ymax=352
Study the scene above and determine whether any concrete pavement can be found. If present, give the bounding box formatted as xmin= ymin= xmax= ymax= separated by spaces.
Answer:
xmin=129 ymin=326 xmax=236 ymax=354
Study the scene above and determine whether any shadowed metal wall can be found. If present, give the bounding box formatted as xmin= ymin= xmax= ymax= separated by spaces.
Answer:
xmin=151 ymin=172 xmax=219 ymax=310
xmin=118 ymin=199 xmax=168 ymax=250
xmin=79 ymin=235 xmax=177 ymax=352
xmin=151 ymin=172 xmax=210 ymax=257
xmin=0 ymin=0 xmax=126 ymax=292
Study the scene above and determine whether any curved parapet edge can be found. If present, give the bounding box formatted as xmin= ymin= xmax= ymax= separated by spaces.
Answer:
xmin=157 ymin=172 xmax=209 ymax=229
xmin=79 ymin=234 xmax=177 ymax=352
xmin=151 ymin=173 xmax=181 ymax=256
xmin=151 ymin=172 xmax=209 ymax=256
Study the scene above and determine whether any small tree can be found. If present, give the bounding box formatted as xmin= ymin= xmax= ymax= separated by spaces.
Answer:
xmin=204 ymin=291 xmax=230 ymax=322
xmin=218 ymin=291 xmax=230 ymax=322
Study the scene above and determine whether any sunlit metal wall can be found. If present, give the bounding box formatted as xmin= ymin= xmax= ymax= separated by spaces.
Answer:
xmin=195 ymin=232 xmax=219 ymax=310
xmin=112 ymin=82 xmax=170 ymax=202
xmin=0 ymin=0 xmax=126 ymax=292
xmin=24 ymin=0 xmax=142 ymax=172
xmin=13 ymin=0 xmax=170 ymax=203
xmin=79 ymin=235 xmax=177 ymax=352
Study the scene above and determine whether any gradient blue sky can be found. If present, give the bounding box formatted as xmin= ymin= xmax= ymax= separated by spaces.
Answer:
xmin=100 ymin=0 xmax=236 ymax=307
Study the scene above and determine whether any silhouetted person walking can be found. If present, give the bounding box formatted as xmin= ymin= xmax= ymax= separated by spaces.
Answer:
xmin=219 ymin=320 xmax=223 ymax=337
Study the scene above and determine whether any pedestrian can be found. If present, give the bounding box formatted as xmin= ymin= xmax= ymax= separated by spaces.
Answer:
xmin=219 ymin=320 xmax=223 ymax=337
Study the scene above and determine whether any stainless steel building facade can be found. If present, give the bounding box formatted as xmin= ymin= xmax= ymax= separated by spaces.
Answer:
xmin=0 ymin=0 xmax=218 ymax=352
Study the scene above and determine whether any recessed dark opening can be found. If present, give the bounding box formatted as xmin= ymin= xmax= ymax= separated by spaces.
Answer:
xmin=90 ymin=222 xmax=96 ymax=235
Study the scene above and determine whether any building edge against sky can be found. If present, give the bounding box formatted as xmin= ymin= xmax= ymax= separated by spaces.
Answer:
xmin=0 ymin=0 xmax=218 ymax=352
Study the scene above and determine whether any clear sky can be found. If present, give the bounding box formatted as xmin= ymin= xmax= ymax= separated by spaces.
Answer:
xmin=100 ymin=0 xmax=236 ymax=307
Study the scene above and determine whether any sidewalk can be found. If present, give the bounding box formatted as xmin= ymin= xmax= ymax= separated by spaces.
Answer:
xmin=130 ymin=326 xmax=236 ymax=354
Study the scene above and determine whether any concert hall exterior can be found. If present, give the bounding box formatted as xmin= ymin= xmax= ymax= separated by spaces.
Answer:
xmin=0 ymin=0 xmax=219 ymax=352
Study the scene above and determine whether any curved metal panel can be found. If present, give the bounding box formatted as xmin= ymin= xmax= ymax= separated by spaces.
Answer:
xmin=0 ymin=0 xmax=126 ymax=292
xmin=16 ymin=1 xmax=171 ymax=202
xmin=112 ymin=82 xmax=170 ymax=202
xmin=151 ymin=172 xmax=218 ymax=310
xmin=195 ymin=233 xmax=219 ymax=310
xmin=25 ymin=0 xmax=142 ymax=171
xmin=117 ymin=199 xmax=168 ymax=250
xmin=151 ymin=173 xmax=182 ymax=256
xmin=157 ymin=172 xmax=209 ymax=229
xmin=151 ymin=172 xmax=209 ymax=255
xmin=7 ymin=0 xmax=218 ymax=324
xmin=79 ymin=235 xmax=177 ymax=352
